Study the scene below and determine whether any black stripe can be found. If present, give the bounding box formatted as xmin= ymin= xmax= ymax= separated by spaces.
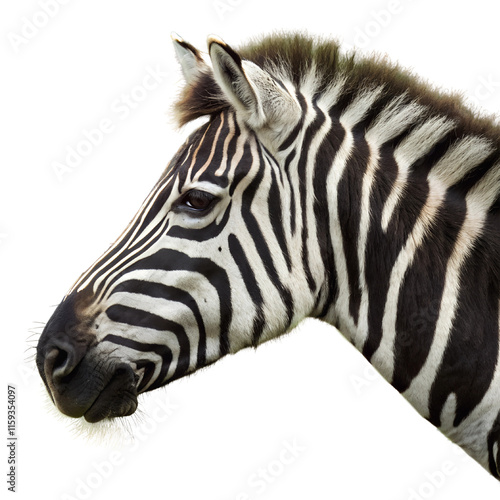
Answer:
xmin=110 ymin=249 xmax=232 ymax=356
xmin=264 ymin=147 xmax=284 ymax=188
xmin=174 ymin=125 xmax=210 ymax=189
xmin=110 ymin=279 xmax=207 ymax=369
xmin=241 ymin=142 xmax=295 ymax=327
xmin=389 ymin=161 xmax=467 ymax=387
xmin=450 ymin=149 xmax=500 ymax=199
xmin=214 ymin=112 xmax=239 ymax=178
xmin=297 ymin=97 xmax=326 ymax=293
xmin=391 ymin=191 xmax=462 ymax=391
xmin=135 ymin=360 xmax=156 ymax=392
xmin=278 ymin=91 xmax=307 ymax=151
xmin=101 ymin=334 xmax=173 ymax=391
xmin=82 ymin=179 xmax=175 ymax=294
xmin=267 ymin=165 xmax=292 ymax=272
xmin=428 ymin=234 xmax=500 ymax=427
xmin=93 ymin=217 xmax=170 ymax=300
xmin=89 ymin=116 xmax=232 ymax=296
xmin=337 ymin=123 xmax=370 ymax=325
xmin=106 ymin=304 xmax=190 ymax=381
xmin=193 ymin=114 xmax=231 ymax=189
xmin=488 ymin=411 xmax=500 ymax=478
xmin=313 ymin=107 xmax=345 ymax=316
xmin=359 ymin=145 xmax=397 ymax=360
xmin=168 ymin=201 xmax=232 ymax=241
xmin=229 ymin=141 xmax=253 ymax=197
xmin=283 ymin=149 xmax=297 ymax=235
xmin=228 ymin=233 xmax=265 ymax=345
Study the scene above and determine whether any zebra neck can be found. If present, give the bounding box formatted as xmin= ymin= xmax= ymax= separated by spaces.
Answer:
xmin=308 ymin=90 xmax=500 ymax=470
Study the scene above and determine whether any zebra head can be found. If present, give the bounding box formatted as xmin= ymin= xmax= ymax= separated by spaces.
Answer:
xmin=36 ymin=35 xmax=324 ymax=422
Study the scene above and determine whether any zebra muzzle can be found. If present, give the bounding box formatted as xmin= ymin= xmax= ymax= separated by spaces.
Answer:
xmin=43 ymin=346 xmax=138 ymax=422
xmin=83 ymin=364 xmax=138 ymax=423
xmin=40 ymin=336 xmax=139 ymax=422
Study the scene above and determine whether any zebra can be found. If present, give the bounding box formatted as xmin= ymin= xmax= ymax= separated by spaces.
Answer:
xmin=36 ymin=32 xmax=500 ymax=479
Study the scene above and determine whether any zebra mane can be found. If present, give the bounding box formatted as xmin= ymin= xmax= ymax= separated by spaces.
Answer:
xmin=173 ymin=32 xmax=500 ymax=144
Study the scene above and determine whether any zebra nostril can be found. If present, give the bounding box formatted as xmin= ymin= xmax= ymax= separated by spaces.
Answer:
xmin=44 ymin=338 xmax=84 ymax=384
xmin=51 ymin=348 xmax=70 ymax=377
xmin=44 ymin=348 xmax=69 ymax=388
xmin=43 ymin=339 xmax=87 ymax=407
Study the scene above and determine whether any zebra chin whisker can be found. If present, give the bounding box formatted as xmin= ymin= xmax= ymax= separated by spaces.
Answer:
xmin=26 ymin=329 xmax=42 ymax=363
xmin=26 ymin=335 xmax=40 ymax=346
xmin=24 ymin=344 xmax=37 ymax=355
xmin=66 ymin=413 xmax=135 ymax=447
xmin=63 ymin=394 xmax=159 ymax=446
xmin=39 ymin=382 xmax=151 ymax=446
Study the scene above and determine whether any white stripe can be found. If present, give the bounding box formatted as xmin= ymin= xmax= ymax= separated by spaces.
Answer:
xmin=371 ymin=174 xmax=448 ymax=381
xmin=215 ymin=112 xmax=235 ymax=177
xmin=70 ymin=175 xmax=176 ymax=296
xmin=327 ymin=88 xmax=382 ymax=344
xmin=403 ymin=163 xmax=499 ymax=417
xmin=193 ymin=113 xmax=226 ymax=180
xmin=340 ymin=86 xmax=384 ymax=127
xmin=365 ymin=94 xmax=425 ymax=146
xmin=444 ymin=300 xmax=500 ymax=470
xmin=381 ymin=116 xmax=455 ymax=232
xmin=430 ymin=135 xmax=493 ymax=186
xmin=88 ymin=176 xmax=182 ymax=302
xmin=304 ymin=102 xmax=334 ymax=289
xmin=186 ymin=123 xmax=210 ymax=183
xmin=356 ymin=97 xmax=425 ymax=350
xmin=317 ymin=76 xmax=346 ymax=110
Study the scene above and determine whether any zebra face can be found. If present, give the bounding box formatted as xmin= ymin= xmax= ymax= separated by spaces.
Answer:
xmin=36 ymin=36 xmax=316 ymax=422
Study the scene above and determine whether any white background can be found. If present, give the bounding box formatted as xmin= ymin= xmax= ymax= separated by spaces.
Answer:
xmin=3 ymin=0 xmax=500 ymax=498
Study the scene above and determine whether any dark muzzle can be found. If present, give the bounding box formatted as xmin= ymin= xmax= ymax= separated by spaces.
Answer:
xmin=36 ymin=292 xmax=138 ymax=422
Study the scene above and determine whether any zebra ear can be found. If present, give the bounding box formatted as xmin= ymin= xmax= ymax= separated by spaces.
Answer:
xmin=171 ymin=33 xmax=207 ymax=84
xmin=208 ymin=36 xmax=299 ymax=130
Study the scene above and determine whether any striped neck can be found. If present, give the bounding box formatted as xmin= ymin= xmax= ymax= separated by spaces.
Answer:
xmin=281 ymin=79 xmax=500 ymax=471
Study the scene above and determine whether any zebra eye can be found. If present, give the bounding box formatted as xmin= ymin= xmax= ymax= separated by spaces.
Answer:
xmin=180 ymin=190 xmax=217 ymax=212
